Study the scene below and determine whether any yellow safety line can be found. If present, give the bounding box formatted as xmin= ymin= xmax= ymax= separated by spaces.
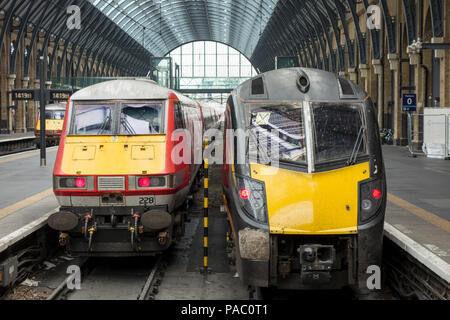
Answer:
xmin=0 ymin=188 xmax=53 ymax=220
xmin=0 ymin=148 xmax=57 ymax=164
xmin=388 ymin=193 xmax=450 ymax=233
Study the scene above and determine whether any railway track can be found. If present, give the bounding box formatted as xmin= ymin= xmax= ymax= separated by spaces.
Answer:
xmin=46 ymin=255 xmax=168 ymax=300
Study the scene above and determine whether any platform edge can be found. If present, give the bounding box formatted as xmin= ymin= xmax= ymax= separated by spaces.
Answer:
xmin=384 ymin=222 xmax=450 ymax=283
xmin=0 ymin=207 xmax=58 ymax=253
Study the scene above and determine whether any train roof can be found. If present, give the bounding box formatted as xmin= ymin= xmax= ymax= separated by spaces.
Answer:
xmin=70 ymin=78 xmax=196 ymax=104
xmin=233 ymin=68 xmax=367 ymax=103
xmin=45 ymin=103 xmax=66 ymax=110
xmin=201 ymin=100 xmax=226 ymax=112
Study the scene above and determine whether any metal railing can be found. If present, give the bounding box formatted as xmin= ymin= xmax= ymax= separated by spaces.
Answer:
xmin=407 ymin=112 xmax=450 ymax=159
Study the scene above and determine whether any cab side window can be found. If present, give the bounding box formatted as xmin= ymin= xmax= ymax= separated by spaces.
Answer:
xmin=174 ymin=102 xmax=185 ymax=129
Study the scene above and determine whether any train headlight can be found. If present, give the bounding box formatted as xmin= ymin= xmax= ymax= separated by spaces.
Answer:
xmin=138 ymin=177 xmax=151 ymax=188
xmin=55 ymin=176 xmax=91 ymax=190
xmin=136 ymin=176 xmax=166 ymax=189
xmin=75 ymin=177 xmax=86 ymax=188
xmin=239 ymin=188 xmax=250 ymax=200
xmin=361 ymin=199 xmax=372 ymax=211
xmin=359 ymin=179 xmax=384 ymax=222
xmin=372 ymin=188 xmax=381 ymax=200
xmin=236 ymin=175 xmax=268 ymax=224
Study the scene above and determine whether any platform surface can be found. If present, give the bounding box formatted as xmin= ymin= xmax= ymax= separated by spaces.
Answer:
xmin=383 ymin=146 xmax=450 ymax=266
xmin=0 ymin=147 xmax=58 ymax=241
xmin=0 ymin=132 xmax=35 ymax=142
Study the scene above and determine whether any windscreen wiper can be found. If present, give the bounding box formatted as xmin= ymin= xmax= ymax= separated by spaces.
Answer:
xmin=347 ymin=126 xmax=365 ymax=166
xmin=98 ymin=115 xmax=111 ymax=134
xmin=120 ymin=115 xmax=136 ymax=134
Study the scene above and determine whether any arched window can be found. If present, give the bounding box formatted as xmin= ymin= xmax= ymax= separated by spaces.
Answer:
xmin=166 ymin=41 xmax=257 ymax=92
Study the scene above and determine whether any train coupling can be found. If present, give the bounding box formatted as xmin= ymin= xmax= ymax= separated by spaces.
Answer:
xmin=298 ymin=245 xmax=335 ymax=284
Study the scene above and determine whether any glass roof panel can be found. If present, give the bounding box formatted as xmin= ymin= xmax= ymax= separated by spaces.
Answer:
xmin=88 ymin=0 xmax=279 ymax=58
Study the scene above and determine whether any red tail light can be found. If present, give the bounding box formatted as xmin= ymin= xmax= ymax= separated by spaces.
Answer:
xmin=372 ymin=188 xmax=381 ymax=200
xmin=138 ymin=177 xmax=151 ymax=187
xmin=239 ymin=188 xmax=250 ymax=199
xmin=75 ymin=177 xmax=86 ymax=188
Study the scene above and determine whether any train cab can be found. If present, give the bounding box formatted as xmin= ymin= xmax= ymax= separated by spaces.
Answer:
xmin=222 ymin=68 xmax=386 ymax=291
xmin=35 ymin=103 xmax=66 ymax=148
xmin=49 ymin=79 xmax=204 ymax=256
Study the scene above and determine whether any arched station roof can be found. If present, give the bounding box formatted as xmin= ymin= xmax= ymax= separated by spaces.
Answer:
xmin=1 ymin=0 xmax=444 ymax=76
xmin=90 ymin=0 xmax=278 ymax=59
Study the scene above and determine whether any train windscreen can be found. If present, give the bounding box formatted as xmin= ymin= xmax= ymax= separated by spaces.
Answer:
xmin=71 ymin=104 xmax=113 ymax=135
xmin=247 ymin=104 xmax=306 ymax=165
xmin=120 ymin=103 xmax=163 ymax=134
xmin=45 ymin=110 xmax=65 ymax=120
xmin=312 ymin=103 xmax=367 ymax=163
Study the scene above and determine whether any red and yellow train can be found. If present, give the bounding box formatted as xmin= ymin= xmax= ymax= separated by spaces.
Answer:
xmin=48 ymin=79 xmax=221 ymax=256
xmin=34 ymin=103 xmax=66 ymax=148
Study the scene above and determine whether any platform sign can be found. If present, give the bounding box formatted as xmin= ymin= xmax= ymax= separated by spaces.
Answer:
xmin=11 ymin=89 xmax=36 ymax=101
xmin=49 ymin=90 xmax=72 ymax=101
xmin=402 ymin=93 xmax=417 ymax=112
xmin=10 ymin=89 xmax=72 ymax=102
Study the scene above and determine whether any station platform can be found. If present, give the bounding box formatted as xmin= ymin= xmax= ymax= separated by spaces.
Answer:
xmin=0 ymin=147 xmax=58 ymax=242
xmin=383 ymin=145 xmax=450 ymax=269
xmin=0 ymin=132 xmax=35 ymax=143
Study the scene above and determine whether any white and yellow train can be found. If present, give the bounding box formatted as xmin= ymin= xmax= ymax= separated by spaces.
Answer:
xmin=222 ymin=68 xmax=386 ymax=291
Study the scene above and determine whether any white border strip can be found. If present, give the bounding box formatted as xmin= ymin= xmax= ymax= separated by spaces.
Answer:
xmin=384 ymin=222 xmax=450 ymax=283
xmin=0 ymin=146 xmax=58 ymax=160
xmin=0 ymin=208 xmax=58 ymax=253
xmin=0 ymin=136 xmax=35 ymax=143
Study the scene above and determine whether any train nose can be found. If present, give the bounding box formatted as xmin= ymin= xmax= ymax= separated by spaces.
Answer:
xmin=141 ymin=210 xmax=172 ymax=231
xmin=48 ymin=211 xmax=79 ymax=231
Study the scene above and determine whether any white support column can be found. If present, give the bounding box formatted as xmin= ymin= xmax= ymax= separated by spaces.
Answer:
xmin=7 ymin=74 xmax=16 ymax=132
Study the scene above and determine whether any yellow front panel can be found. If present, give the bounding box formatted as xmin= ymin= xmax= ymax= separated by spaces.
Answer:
xmin=72 ymin=146 xmax=96 ymax=160
xmin=36 ymin=119 xmax=64 ymax=131
xmin=61 ymin=135 xmax=166 ymax=175
xmin=131 ymin=145 xmax=155 ymax=160
xmin=250 ymin=162 xmax=370 ymax=235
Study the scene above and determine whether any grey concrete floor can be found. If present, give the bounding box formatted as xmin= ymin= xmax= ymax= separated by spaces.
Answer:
xmin=383 ymin=145 xmax=450 ymax=221
xmin=0 ymin=147 xmax=58 ymax=238
xmin=383 ymin=145 xmax=450 ymax=262
xmin=0 ymin=147 xmax=57 ymax=209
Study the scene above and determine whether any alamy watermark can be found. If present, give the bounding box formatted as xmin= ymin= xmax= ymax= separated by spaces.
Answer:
xmin=170 ymin=122 xmax=283 ymax=174
xmin=366 ymin=5 xmax=382 ymax=30
xmin=66 ymin=5 xmax=81 ymax=30
xmin=366 ymin=265 xmax=381 ymax=290
xmin=66 ymin=265 xmax=81 ymax=290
